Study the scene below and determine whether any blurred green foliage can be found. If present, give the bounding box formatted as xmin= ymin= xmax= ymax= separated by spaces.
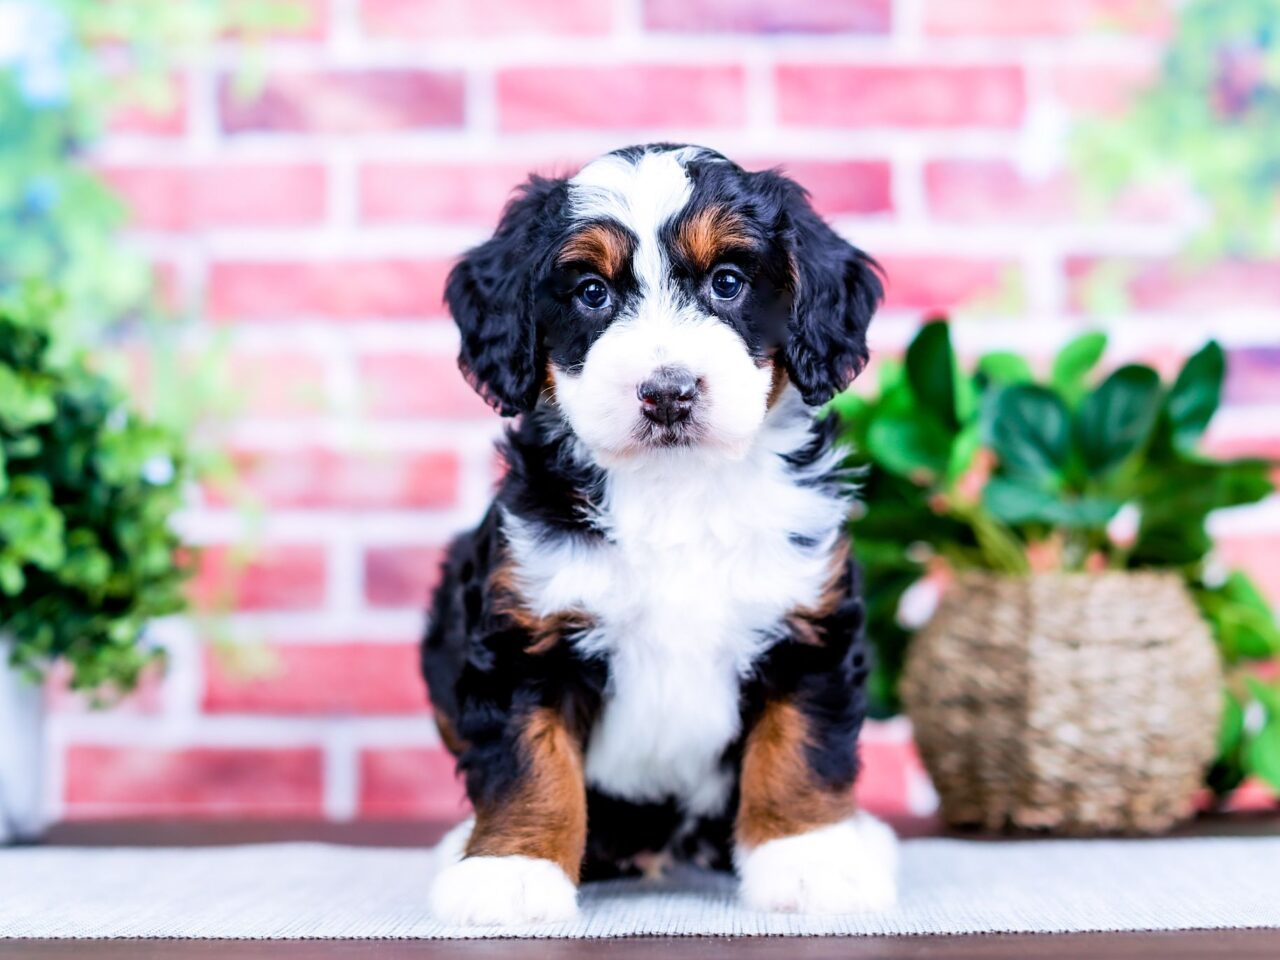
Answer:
xmin=0 ymin=0 xmax=308 ymax=343
xmin=1075 ymin=0 xmax=1280 ymax=259
xmin=0 ymin=1 xmax=309 ymax=693
xmin=834 ymin=320 xmax=1280 ymax=800
xmin=0 ymin=284 xmax=190 ymax=695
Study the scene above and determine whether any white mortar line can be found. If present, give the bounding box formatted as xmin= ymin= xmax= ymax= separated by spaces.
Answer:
xmin=323 ymin=725 xmax=360 ymax=821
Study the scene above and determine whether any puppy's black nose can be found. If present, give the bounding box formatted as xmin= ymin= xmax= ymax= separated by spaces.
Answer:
xmin=638 ymin=366 xmax=699 ymax=426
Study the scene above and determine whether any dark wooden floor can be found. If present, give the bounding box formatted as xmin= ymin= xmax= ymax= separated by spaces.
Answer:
xmin=6 ymin=930 xmax=1280 ymax=960
xmin=6 ymin=814 xmax=1279 ymax=959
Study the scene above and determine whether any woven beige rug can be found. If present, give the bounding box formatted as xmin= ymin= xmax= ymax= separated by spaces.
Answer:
xmin=2 ymin=836 xmax=1279 ymax=939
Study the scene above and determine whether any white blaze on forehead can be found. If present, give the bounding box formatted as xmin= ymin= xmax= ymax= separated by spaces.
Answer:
xmin=569 ymin=148 xmax=701 ymax=295
xmin=554 ymin=308 xmax=772 ymax=461
xmin=557 ymin=147 xmax=770 ymax=462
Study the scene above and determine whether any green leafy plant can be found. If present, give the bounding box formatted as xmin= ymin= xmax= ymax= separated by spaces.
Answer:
xmin=832 ymin=319 xmax=1280 ymax=801
xmin=0 ymin=284 xmax=190 ymax=695
xmin=1 ymin=0 xmax=309 ymax=342
xmin=1074 ymin=0 xmax=1280 ymax=259
xmin=1 ymin=2 xmax=312 ymax=692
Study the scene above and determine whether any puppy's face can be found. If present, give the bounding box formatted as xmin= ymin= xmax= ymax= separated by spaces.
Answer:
xmin=447 ymin=145 xmax=882 ymax=463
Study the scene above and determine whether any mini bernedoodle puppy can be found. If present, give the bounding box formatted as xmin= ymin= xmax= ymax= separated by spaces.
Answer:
xmin=422 ymin=143 xmax=898 ymax=926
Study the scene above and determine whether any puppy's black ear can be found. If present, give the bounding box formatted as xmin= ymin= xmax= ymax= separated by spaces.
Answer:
xmin=445 ymin=175 xmax=567 ymax=416
xmin=759 ymin=173 xmax=883 ymax=406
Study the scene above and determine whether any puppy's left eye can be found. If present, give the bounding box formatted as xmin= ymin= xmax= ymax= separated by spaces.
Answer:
xmin=710 ymin=268 xmax=744 ymax=301
xmin=576 ymin=279 xmax=611 ymax=310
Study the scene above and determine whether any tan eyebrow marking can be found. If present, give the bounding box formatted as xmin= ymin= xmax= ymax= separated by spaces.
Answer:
xmin=557 ymin=222 xmax=634 ymax=278
xmin=676 ymin=204 xmax=756 ymax=273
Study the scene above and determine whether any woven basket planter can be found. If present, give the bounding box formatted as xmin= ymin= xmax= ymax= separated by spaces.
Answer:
xmin=902 ymin=571 xmax=1221 ymax=835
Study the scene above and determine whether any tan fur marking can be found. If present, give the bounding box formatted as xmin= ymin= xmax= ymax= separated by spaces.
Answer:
xmin=490 ymin=558 xmax=593 ymax=655
xmin=543 ymin=359 xmax=558 ymax=404
xmin=787 ymin=538 xmax=850 ymax=646
xmin=812 ymin=538 xmax=851 ymax=620
xmin=558 ymin=223 xmax=632 ymax=278
xmin=736 ymin=700 xmax=855 ymax=850
xmin=766 ymin=360 xmax=790 ymax=410
xmin=676 ymin=204 xmax=755 ymax=272
xmin=466 ymin=707 xmax=588 ymax=881
xmin=433 ymin=708 xmax=467 ymax=757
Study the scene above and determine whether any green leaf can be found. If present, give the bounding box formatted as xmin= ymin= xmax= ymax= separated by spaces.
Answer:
xmin=983 ymin=477 xmax=1056 ymax=524
xmin=905 ymin=320 xmax=958 ymax=430
xmin=1076 ymin=364 xmax=1162 ymax=476
xmin=983 ymin=477 xmax=1120 ymax=528
xmin=1218 ymin=576 xmax=1280 ymax=627
xmin=1051 ymin=331 xmax=1108 ymax=403
xmin=977 ymin=352 xmax=1034 ymax=386
xmin=944 ymin=422 xmax=981 ymax=486
xmin=1166 ymin=341 xmax=1225 ymax=453
xmin=1215 ymin=459 xmax=1275 ymax=508
xmin=5 ymin=435 xmax=40 ymax=459
xmin=1218 ymin=691 xmax=1244 ymax=758
xmin=1247 ymin=677 xmax=1280 ymax=717
xmin=1153 ymin=460 xmax=1274 ymax=518
xmin=866 ymin=413 xmax=954 ymax=483
xmin=1132 ymin=460 xmax=1273 ymax=568
xmin=877 ymin=356 xmax=905 ymax=393
xmin=1131 ymin=519 xmax=1213 ymax=569
xmin=1247 ymin=712 xmax=1280 ymax=792
xmin=0 ymin=366 xmax=57 ymax=430
xmin=1052 ymin=497 xmax=1124 ymax=527
xmin=1196 ymin=571 xmax=1280 ymax=664
xmin=825 ymin=389 xmax=868 ymax=427
xmin=0 ymin=559 xmax=24 ymax=596
xmin=988 ymin=385 xmax=1071 ymax=485
xmin=954 ymin=369 xmax=978 ymax=425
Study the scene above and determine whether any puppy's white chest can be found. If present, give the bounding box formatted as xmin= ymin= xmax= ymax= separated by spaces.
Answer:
xmin=506 ymin=431 xmax=843 ymax=815
xmin=579 ymin=526 xmax=765 ymax=815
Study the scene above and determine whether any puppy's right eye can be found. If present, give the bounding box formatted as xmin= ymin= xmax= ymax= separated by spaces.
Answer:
xmin=710 ymin=268 xmax=745 ymax=301
xmin=576 ymin=279 xmax=611 ymax=310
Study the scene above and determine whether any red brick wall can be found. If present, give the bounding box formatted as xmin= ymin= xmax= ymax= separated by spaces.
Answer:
xmin=49 ymin=0 xmax=1278 ymax=823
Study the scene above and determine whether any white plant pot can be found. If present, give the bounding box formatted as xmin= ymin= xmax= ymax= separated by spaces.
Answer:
xmin=0 ymin=639 xmax=46 ymax=844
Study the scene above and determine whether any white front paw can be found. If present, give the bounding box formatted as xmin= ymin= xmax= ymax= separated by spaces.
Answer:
xmin=429 ymin=854 xmax=579 ymax=927
xmin=737 ymin=812 xmax=899 ymax=914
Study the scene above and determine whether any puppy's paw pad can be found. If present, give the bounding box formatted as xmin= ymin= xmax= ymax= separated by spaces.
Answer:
xmin=429 ymin=855 xmax=578 ymax=927
xmin=738 ymin=812 xmax=899 ymax=915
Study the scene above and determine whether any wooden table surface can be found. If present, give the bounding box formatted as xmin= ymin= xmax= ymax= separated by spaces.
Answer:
xmin=6 ymin=814 xmax=1279 ymax=959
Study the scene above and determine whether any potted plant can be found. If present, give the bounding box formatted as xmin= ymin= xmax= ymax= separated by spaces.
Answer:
xmin=0 ymin=0 xmax=308 ymax=843
xmin=0 ymin=286 xmax=190 ymax=843
xmin=833 ymin=320 xmax=1280 ymax=833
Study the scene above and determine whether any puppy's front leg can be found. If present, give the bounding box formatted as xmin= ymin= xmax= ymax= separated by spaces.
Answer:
xmin=429 ymin=707 xmax=586 ymax=926
xmin=735 ymin=698 xmax=898 ymax=914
